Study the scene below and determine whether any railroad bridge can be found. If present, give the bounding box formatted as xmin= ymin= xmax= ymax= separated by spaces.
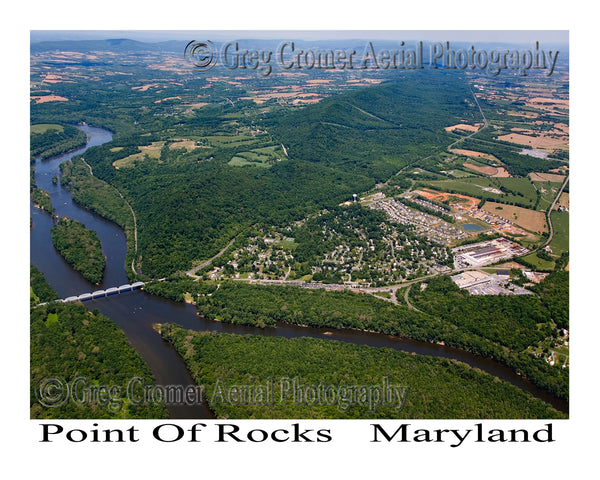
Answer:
xmin=38 ymin=282 xmax=145 ymax=306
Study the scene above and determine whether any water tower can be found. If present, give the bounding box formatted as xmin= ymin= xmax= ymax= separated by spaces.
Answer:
xmin=353 ymin=194 xmax=358 ymax=202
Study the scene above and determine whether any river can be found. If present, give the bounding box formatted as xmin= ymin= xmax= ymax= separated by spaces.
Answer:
xmin=30 ymin=125 xmax=568 ymax=417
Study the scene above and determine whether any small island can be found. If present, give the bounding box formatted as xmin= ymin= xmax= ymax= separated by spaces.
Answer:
xmin=31 ymin=188 xmax=54 ymax=215
xmin=50 ymin=217 xmax=105 ymax=284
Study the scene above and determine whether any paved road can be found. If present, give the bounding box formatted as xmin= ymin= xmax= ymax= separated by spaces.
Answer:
xmin=403 ymin=284 xmax=421 ymax=312
xmin=542 ymin=173 xmax=570 ymax=249
xmin=186 ymin=238 xmax=236 ymax=277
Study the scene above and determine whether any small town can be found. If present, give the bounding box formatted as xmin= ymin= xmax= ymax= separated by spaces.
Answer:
xmin=368 ymin=196 xmax=469 ymax=244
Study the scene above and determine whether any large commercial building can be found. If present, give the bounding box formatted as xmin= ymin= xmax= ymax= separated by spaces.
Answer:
xmin=453 ymin=237 xmax=529 ymax=268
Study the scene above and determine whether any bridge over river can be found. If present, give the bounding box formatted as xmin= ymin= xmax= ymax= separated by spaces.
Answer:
xmin=38 ymin=282 xmax=145 ymax=306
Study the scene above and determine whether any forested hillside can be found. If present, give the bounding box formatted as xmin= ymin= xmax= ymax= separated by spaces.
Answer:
xmin=267 ymin=73 xmax=479 ymax=181
xmin=75 ymin=74 xmax=477 ymax=277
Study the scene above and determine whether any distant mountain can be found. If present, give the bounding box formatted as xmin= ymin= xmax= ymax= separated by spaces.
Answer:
xmin=30 ymin=37 xmax=569 ymax=65
xmin=30 ymin=38 xmax=188 ymax=54
xmin=266 ymin=71 xmax=478 ymax=181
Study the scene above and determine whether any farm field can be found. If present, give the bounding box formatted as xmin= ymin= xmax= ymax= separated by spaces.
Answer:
xmin=445 ymin=123 xmax=482 ymax=132
xmin=415 ymin=188 xmax=480 ymax=209
xmin=463 ymin=163 xmax=511 ymax=177
xmin=450 ymin=149 xmax=499 ymax=162
xmin=424 ymin=177 xmax=503 ymax=197
xmin=204 ymin=132 xmax=265 ymax=148
xmin=422 ymin=177 xmax=537 ymax=208
xmin=548 ymin=211 xmax=569 ymax=255
xmin=228 ymin=144 xmax=286 ymax=168
xmin=529 ymin=172 xmax=567 ymax=183
xmin=241 ymin=90 xmax=325 ymax=104
xmin=30 ymin=123 xmax=64 ymax=134
xmin=494 ymin=177 xmax=539 ymax=205
xmin=169 ymin=139 xmax=203 ymax=152
xmin=554 ymin=192 xmax=569 ymax=210
xmin=112 ymin=141 xmax=164 ymax=168
xmin=30 ymin=95 xmax=69 ymax=103
xmin=482 ymin=202 xmax=548 ymax=234
xmin=496 ymin=132 xmax=568 ymax=152
xmin=444 ymin=169 xmax=474 ymax=178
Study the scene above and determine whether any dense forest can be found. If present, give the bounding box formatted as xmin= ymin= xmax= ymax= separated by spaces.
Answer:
xmin=50 ymin=217 xmax=105 ymax=284
xmin=529 ymin=271 xmax=569 ymax=330
xmin=30 ymin=124 xmax=87 ymax=161
xmin=30 ymin=278 xmax=168 ymax=419
xmin=159 ymin=323 xmax=564 ymax=419
xmin=265 ymin=73 xmax=479 ymax=182
xmin=31 ymin=188 xmax=54 ymax=215
xmin=144 ymin=273 xmax=568 ymax=400
xmin=73 ymin=137 xmax=370 ymax=277
xmin=408 ymin=273 xmax=569 ymax=399
xmin=30 ymin=265 xmax=59 ymax=307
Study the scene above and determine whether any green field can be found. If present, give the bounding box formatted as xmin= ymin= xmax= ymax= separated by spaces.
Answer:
xmin=425 ymin=177 xmax=503 ymax=196
xmin=46 ymin=312 xmax=59 ymax=326
xmin=549 ymin=211 xmax=569 ymax=255
xmin=534 ymin=181 xmax=564 ymax=211
xmin=229 ymin=156 xmax=272 ymax=167
xmin=521 ymin=252 xmax=555 ymax=271
xmin=31 ymin=123 xmax=64 ymax=134
xmin=274 ymin=237 xmax=297 ymax=250
xmin=494 ymin=177 xmax=538 ymax=204
xmin=204 ymin=133 xmax=263 ymax=148
xmin=423 ymin=176 xmax=538 ymax=208
xmin=112 ymin=142 xmax=164 ymax=168
xmin=229 ymin=145 xmax=285 ymax=168
xmin=445 ymin=169 xmax=474 ymax=178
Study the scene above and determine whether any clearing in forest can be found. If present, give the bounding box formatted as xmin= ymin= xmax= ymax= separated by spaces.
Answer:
xmin=113 ymin=142 xmax=164 ymax=169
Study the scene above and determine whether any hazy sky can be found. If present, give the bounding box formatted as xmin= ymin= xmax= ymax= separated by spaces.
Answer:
xmin=30 ymin=30 xmax=568 ymax=45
